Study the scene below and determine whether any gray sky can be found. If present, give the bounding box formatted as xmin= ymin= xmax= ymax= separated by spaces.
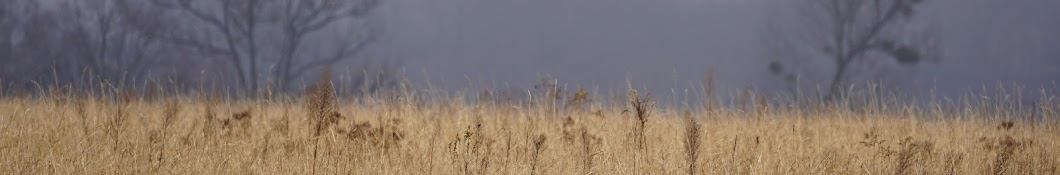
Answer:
xmin=374 ymin=0 xmax=1060 ymax=98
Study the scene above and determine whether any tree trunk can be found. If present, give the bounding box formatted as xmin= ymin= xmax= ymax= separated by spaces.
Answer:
xmin=827 ymin=59 xmax=849 ymax=101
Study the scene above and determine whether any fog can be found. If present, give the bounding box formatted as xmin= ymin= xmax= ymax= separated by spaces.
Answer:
xmin=1 ymin=0 xmax=1057 ymax=100
xmin=377 ymin=0 xmax=1059 ymax=98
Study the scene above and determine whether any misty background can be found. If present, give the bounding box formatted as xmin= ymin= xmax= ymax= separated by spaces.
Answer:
xmin=2 ymin=0 xmax=1058 ymax=101
xmin=380 ymin=0 xmax=1059 ymax=99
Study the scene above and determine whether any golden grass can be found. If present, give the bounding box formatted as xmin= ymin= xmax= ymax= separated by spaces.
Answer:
xmin=0 ymin=86 xmax=1058 ymax=174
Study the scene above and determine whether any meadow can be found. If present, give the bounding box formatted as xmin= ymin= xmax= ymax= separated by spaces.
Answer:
xmin=0 ymin=81 xmax=1057 ymax=174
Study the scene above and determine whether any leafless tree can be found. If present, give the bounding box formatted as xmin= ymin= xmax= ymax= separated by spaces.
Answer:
xmin=151 ymin=0 xmax=385 ymax=96
xmin=273 ymin=0 xmax=382 ymax=94
xmin=150 ymin=0 xmax=265 ymax=94
xmin=64 ymin=0 xmax=178 ymax=86
xmin=0 ymin=0 xmax=389 ymax=96
xmin=0 ymin=1 xmax=13 ymax=65
xmin=0 ymin=0 xmax=57 ymax=88
xmin=764 ymin=0 xmax=940 ymax=100
xmin=0 ymin=0 xmax=192 ymax=93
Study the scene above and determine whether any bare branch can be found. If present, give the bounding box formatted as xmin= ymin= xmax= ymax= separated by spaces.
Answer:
xmin=289 ymin=33 xmax=379 ymax=82
xmin=765 ymin=0 xmax=935 ymax=100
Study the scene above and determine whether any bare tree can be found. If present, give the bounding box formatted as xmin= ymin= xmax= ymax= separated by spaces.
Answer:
xmin=150 ymin=0 xmax=264 ymax=94
xmin=273 ymin=0 xmax=382 ymax=94
xmin=0 ymin=0 xmax=191 ymax=93
xmin=64 ymin=0 xmax=176 ymax=86
xmin=764 ymin=0 xmax=940 ymax=100
xmin=0 ymin=0 xmax=387 ymax=95
xmin=152 ymin=0 xmax=384 ymax=96
xmin=0 ymin=1 xmax=12 ymax=64
xmin=0 ymin=0 xmax=57 ymax=87
xmin=0 ymin=1 xmax=98 ymax=88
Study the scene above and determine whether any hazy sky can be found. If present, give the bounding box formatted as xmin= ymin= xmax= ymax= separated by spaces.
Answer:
xmin=373 ymin=0 xmax=1060 ymax=98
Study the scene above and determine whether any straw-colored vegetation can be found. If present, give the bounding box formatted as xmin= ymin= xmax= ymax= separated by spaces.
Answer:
xmin=1 ymin=81 xmax=1058 ymax=174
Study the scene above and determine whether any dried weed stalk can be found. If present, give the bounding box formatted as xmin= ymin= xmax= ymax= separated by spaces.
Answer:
xmin=530 ymin=134 xmax=548 ymax=175
xmin=683 ymin=110 xmax=702 ymax=175
xmin=628 ymin=90 xmax=651 ymax=150
xmin=305 ymin=71 xmax=336 ymax=175
xmin=156 ymin=100 xmax=181 ymax=162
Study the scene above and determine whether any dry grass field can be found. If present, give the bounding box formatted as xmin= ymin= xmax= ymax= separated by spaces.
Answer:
xmin=1 ymin=82 xmax=1058 ymax=174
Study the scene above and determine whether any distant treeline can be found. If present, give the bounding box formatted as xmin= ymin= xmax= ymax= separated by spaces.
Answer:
xmin=0 ymin=0 xmax=397 ymax=97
